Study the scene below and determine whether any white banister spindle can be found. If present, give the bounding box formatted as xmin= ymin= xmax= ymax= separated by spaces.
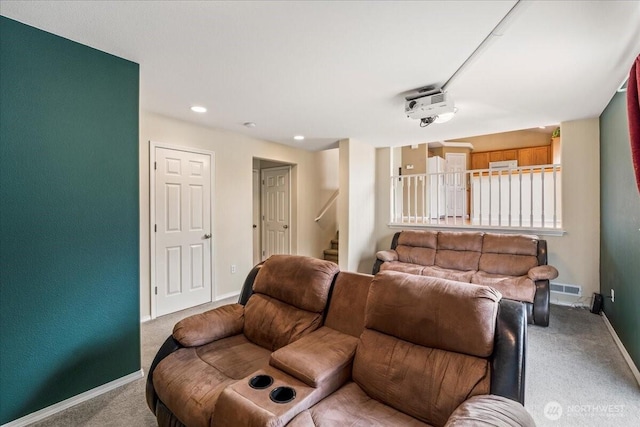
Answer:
xmin=479 ymin=171 xmax=483 ymax=225
xmin=541 ymin=166 xmax=545 ymax=227
xmin=519 ymin=170 xmax=523 ymax=227
xmin=498 ymin=169 xmax=502 ymax=226
xmin=508 ymin=169 xmax=512 ymax=227
xmin=529 ymin=167 xmax=534 ymax=227
xmin=488 ymin=170 xmax=492 ymax=226
xmin=553 ymin=166 xmax=558 ymax=228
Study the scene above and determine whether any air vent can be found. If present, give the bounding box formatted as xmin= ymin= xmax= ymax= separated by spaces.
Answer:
xmin=430 ymin=93 xmax=444 ymax=104
xmin=550 ymin=282 xmax=582 ymax=296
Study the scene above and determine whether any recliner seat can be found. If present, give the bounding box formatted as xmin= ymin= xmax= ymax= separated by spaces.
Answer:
xmin=146 ymin=255 xmax=339 ymax=427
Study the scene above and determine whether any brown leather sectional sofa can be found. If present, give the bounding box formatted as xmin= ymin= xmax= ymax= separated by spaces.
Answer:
xmin=147 ymin=255 xmax=535 ymax=427
xmin=373 ymin=230 xmax=558 ymax=326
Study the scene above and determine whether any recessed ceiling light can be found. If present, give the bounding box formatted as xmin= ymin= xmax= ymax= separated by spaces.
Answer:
xmin=243 ymin=122 xmax=256 ymax=128
xmin=190 ymin=106 xmax=207 ymax=113
xmin=293 ymin=135 xmax=305 ymax=141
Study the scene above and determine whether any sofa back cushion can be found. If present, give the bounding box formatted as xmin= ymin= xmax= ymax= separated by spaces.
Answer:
xmin=244 ymin=255 xmax=339 ymax=350
xmin=395 ymin=230 xmax=437 ymax=265
xmin=353 ymin=271 xmax=500 ymax=426
xmin=478 ymin=233 xmax=540 ymax=276
xmin=354 ymin=329 xmax=491 ymax=427
xmin=435 ymin=231 xmax=483 ymax=271
xmin=363 ymin=271 xmax=500 ymax=356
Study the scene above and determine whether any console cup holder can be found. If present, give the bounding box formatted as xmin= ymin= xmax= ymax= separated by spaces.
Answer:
xmin=248 ymin=375 xmax=274 ymax=390
xmin=269 ymin=386 xmax=296 ymax=404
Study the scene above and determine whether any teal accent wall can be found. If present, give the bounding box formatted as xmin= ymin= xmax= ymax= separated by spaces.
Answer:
xmin=0 ymin=17 xmax=140 ymax=424
xmin=600 ymin=90 xmax=640 ymax=369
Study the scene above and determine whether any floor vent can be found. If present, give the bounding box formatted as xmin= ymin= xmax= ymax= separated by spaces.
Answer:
xmin=550 ymin=282 xmax=582 ymax=296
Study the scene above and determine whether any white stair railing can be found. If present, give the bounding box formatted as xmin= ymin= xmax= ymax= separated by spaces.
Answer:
xmin=315 ymin=189 xmax=339 ymax=222
xmin=390 ymin=165 xmax=562 ymax=229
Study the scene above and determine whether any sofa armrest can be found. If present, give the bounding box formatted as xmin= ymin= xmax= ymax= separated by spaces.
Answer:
xmin=146 ymin=335 xmax=183 ymax=413
xmin=376 ymin=250 xmax=398 ymax=262
xmin=172 ymin=303 xmax=244 ymax=347
xmin=270 ymin=326 xmax=358 ymax=388
xmin=533 ymin=279 xmax=550 ymax=326
xmin=528 ymin=265 xmax=558 ymax=281
xmin=491 ymin=299 xmax=526 ymax=404
xmin=445 ymin=395 xmax=535 ymax=427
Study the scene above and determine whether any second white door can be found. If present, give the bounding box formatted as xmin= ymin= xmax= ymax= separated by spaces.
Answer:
xmin=262 ymin=166 xmax=290 ymax=260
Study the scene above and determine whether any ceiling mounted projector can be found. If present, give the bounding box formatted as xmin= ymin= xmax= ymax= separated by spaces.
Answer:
xmin=405 ymin=89 xmax=455 ymax=127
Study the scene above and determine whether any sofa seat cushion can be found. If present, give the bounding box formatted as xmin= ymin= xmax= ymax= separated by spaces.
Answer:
xmin=379 ymin=261 xmax=425 ymax=275
xmin=287 ymin=382 xmax=431 ymax=427
xmin=422 ymin=266 xmax=475 ymax=283
xmin=153 ymin=334 xmax=271 ymax=427
xmin=471 ymin=272 xmax=536 ymax=303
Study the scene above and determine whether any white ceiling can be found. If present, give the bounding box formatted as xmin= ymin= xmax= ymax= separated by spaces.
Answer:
xmin=2 ymin=1 xmax=639 ymax=151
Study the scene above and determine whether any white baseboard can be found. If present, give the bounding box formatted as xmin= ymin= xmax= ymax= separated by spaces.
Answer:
xmin=215 ymin=290 xmax=240 ymax=302
xmin=550 ymin=300 xmax=588 ymax=308
xmin=140 ymin=315 xmax=151 ymax=323
xmin=1 ymin=370 xmax=144 ymax=427
xmin=602 ymin=312 xmax=640 ymax=388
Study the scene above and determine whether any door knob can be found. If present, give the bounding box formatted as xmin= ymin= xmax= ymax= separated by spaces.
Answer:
xmin=253 ymin=224 xmax=257 ymax=229
xmin=204 ymin=233 xmax=212 ymax=239
xmin=283 ymin=225 xmax=288 ymax=229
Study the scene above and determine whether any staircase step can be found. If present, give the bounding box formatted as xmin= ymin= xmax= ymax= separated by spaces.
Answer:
xmin=331 ymin=239 xmax=339 ymax=249
xmin=323 ymin=248 xmax=338 ymax=263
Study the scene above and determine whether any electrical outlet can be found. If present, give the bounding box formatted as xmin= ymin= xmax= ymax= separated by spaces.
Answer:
xmin=231 ymin=264 xmax=237 ymax=274
xmin=611 ymin=289 xmax=615 ymax=303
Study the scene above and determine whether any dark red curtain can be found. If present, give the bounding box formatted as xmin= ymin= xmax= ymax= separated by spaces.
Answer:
xmin=628 ymin=54 xmax=640 ymax=193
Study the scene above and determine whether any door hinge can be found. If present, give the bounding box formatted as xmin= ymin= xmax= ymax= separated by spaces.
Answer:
xmin=262 ymin=250 xmax=265 ymax=256
xmin=155 ymin=286 xmax=158 ymax=295
xmin=154 ymin=224 xmax=157 ymax=232
xmin=154 ymin=161 xmax=157 ymax=170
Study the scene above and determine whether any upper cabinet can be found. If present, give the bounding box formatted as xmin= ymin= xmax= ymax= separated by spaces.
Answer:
xmin=471 ymin=152 xmax=490 ymax=170
xmin=471 ymin=145 xmax=551 ymax=169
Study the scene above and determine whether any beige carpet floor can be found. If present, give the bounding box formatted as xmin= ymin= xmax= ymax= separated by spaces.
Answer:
xmin=30 ymin=303 xmax=639 ymax=427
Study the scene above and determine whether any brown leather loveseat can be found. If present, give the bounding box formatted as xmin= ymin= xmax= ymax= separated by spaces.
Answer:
xmin=373 ymin=230 xmax=558 ymax=326
xmin=147 ymin=255 xmax=534 ymax=426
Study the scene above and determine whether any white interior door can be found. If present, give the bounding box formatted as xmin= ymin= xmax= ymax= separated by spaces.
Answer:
xmin=445 ymin=153 xmax=466 ymax=217
xmin=252 ymin=169 xmax=261 ymax=266
xmin=154 ymin=146 xmax=212 ymax=316
xmin=262 ymin=166 xmax=290 ymax=260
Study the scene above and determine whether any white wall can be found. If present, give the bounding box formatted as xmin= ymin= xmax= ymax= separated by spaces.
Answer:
xmin=374 ymin=118 xmax=601 ymax=306
xmin=338 ymin=139 xmax=377 ymax=272
xmin=314 ymin=148 xmax=339 ymax=247
xmin=545 ymin=118 xmax=600 ymax=305
xmin=140 ymin=111 xmax=337 ymax=319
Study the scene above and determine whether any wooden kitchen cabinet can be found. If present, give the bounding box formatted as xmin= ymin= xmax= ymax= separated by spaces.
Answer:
xmin=472 ymin=145 xmax=550 ymax=169
xmin=471 ymin=152 xmax=490 ymax=169
xmin=503 ymin=149 xmax=518 ymax=161
xmin=532 ymin=146 xmax=550 ymax=165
